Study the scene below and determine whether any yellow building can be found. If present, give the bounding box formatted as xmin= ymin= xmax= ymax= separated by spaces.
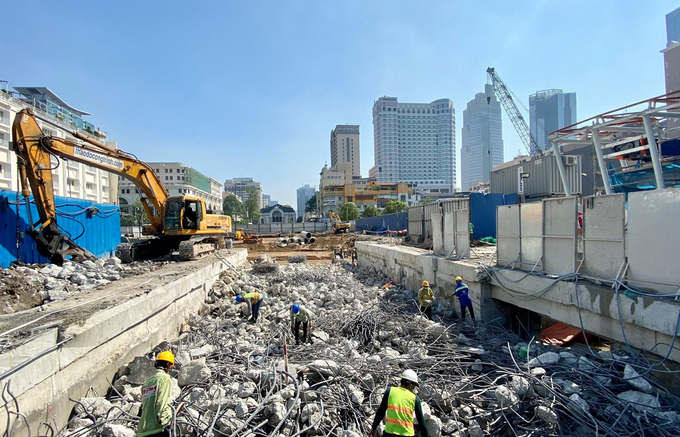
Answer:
xmin=319 ymin=180 xmax=419 ymax=215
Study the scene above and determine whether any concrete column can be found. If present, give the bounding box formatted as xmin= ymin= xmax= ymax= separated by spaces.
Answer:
xmin=550 ymin=141 xmax=572 ymax=196
xmin=591 ymin=129 xmax=613 ymax=195
xmin=642 ymin=114 xmax=666 ymax=190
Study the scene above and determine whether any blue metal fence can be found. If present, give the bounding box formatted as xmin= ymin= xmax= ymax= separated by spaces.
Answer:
xmin=469 ymin=193 xmax=519 ymax=239
xmin=353 ymin=212 xmax=408 ymax=233
xmin=0 ymin=190 xmax=121 ymax=267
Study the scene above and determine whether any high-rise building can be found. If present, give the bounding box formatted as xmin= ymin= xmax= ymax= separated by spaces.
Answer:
xmin=461 ymin=85 xmax=504 ymax=191
xmin=330 ymin=125 xmax=360 ymax=177
xmin=664 ymin=8 xmax=680 ymax=138
xmin=372 ymin=97 xmax=455 ymax=194
xmin=529 ymin=90 xmax=577 ymax=151
xmin=0 ymin=86 xmax=117 ymax=204
xmin=296 ymin=184 xmax=315 ymax=219
xmin=667 ymin=7 xmax=680 ymax=44
xmin=119 ymin=162 xmax=223 ymax=213
xmin=262 ymin=194 xmax=271 ymax=207
xmin=224 ymin=178 xmax=263 ymax=208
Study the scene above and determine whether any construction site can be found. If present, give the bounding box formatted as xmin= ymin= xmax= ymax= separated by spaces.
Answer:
xmin=1 ymin=12 xmax=680 ymax=436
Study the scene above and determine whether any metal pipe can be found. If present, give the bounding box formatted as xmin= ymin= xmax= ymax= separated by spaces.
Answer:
xmin=591 ymin=129 xmax=613 ymax=195
xmin=550 ymin=141 xmax=572 ymax=197
xmin=642 ymin=114 xmax=666 ymax=190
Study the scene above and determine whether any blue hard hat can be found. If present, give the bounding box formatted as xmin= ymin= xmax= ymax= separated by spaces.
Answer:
xmin=235 ymin=295 xmax=243 ymax=303
xmin=292 ymin=303 xmax=300 ymax=314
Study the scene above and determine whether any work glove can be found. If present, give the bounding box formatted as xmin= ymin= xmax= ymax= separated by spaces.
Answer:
xmin=425 ymin=300 xmax=432 ymax=304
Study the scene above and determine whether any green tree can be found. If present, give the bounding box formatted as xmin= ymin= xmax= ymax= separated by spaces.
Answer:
xmin=338 ymin=203 xmax=360 ymax=221
xmin=223 ymin=194 xmax=246 ymax=222
xmin=120 ymin=213 xmax=136 ymax=226
xmin=244 ymin=188 xmax=261 ymax=223
xmin=121 ymin=200 xmax=150 ymax=227
xmin=419 ymin=197 xmax=433 ymax=205
xmin=362 ymin=205 xmax=380 ymax=218
xmin=305 ymin=194 xmax=317 ymax=213
xmin=383 ymin=200 xmax=408 ymax=214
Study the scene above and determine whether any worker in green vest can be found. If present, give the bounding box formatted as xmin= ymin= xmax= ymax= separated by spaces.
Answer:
xmin=137 ymin=351 xmax=175 ymax=437
xmin=369 ymin=369 xmax=429 ymax=437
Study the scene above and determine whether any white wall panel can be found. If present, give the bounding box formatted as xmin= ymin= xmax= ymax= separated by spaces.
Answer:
xmin=583 ymin=194 xmax=625 ymax=280
xmin=542 ymin=197 xmax=577 ymax=276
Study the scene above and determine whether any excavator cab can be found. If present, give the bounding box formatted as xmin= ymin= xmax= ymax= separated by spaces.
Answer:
xmin=164 ymin=197 xmax=203 ymax=231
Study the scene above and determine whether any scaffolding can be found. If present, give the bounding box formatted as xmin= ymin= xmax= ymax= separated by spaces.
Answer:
xmin=549 ymin=90 xmax=680 ymax=195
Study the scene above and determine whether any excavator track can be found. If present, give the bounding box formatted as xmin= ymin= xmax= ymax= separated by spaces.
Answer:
xmin=178 ymin=236 xmax=226 ymax=261
xmin=115 ymin=243 xmax=133 ymax=263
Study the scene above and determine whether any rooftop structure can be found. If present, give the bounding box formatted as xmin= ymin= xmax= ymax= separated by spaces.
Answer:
xmin=549 ymin=91 xmax=680 ymax=195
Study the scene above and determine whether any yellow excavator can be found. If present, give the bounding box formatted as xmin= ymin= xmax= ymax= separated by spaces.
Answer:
xmin=329 ymin=211 xmax=350 ymax=234
xmin=12 ymin=109 xmax=232 ymax=264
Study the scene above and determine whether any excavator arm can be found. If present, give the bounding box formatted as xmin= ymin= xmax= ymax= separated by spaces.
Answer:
xmin=12 ymin=109 xmax=169 ymax=265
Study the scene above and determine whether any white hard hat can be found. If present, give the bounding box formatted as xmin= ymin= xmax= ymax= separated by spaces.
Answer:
xmin=401 ymin=369 xmax=419 ymax=385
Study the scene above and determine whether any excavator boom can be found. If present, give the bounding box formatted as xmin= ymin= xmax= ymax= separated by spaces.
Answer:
xmin=12 ymin=109 xmax=169 ymax=264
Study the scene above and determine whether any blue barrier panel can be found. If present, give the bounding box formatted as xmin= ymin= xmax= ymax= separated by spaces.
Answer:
xmin=469 ymin=193 xmax=519 ymax=239
xmin=0 ymin=190 xmax=121 ymax=267
xmin=353 ymin=212 xmax=407 ymax=233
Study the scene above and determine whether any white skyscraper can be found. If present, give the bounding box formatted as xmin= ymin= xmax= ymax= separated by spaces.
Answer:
xmin=461 ymin=84 xmax=504 ymax=191
xmin=372 ymin=97 xmax=455 ymax=194
xmin=296 ymin=184 xmax=315 ymax=219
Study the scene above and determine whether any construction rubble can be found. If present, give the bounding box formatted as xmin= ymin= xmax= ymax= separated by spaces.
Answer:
xmin=62 ymin=261 xmax=680 ymax=437
xmin=0 ymin=258 xmax=166 ymax=313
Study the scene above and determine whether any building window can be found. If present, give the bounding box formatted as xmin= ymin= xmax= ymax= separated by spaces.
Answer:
xmin=165 ymin=169 xmax=168 ymax=173
xmin=165 ymin=176 xmax=168 ymax=180
xmin=86 ymin=183 xmax=94 ymax=191
xmin=169 ymin=169 xmax=173 ymax=173
xmin=156 ymin=169 xmax=159 ymax=173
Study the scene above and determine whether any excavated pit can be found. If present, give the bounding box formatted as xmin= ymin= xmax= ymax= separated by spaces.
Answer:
xmin=50 ymin=259 xmax=680 ymax=437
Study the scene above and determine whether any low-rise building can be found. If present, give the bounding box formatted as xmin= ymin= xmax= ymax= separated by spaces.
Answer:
xmin=0 ymin=86 xmax=118 ymax=204
xmin=259 ymin=204 xmax=296 ymax=224
xmin=119 ymin=162 xmax=223 ymax=214
xmin=318 ymin=180 xmax=419 ymax=215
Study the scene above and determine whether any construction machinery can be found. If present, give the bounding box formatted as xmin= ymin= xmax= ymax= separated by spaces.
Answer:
xmin=11 ymin=109 xmax=232 ymax=265
xmin=486 ymin=67 xmax=542 ymax=156
xmin=233 ymin=228 xmax=245 ymax=240
xmin=328 ymin=211 xmax=350 ymax=234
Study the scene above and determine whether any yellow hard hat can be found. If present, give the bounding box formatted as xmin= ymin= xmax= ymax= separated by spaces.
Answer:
xmin=156 ymin=351 xmax=175 ymax=364
xmin=455 ymin=276 xmax=463 ymax=282
xmin=422 ymin=280 xmax=429 ymax=287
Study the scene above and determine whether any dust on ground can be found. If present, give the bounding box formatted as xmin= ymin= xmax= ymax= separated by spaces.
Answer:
xmin=0 ymin=251 xmax=234 ymax=353
xmin=238 ymin=233 xmax=378 ymax=264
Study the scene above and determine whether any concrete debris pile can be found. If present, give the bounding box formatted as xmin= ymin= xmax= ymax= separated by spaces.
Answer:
xmin=0 ymin=258 xmax=165 ymax=312
xmin=63 ymin=262 xmax=680 ymax=437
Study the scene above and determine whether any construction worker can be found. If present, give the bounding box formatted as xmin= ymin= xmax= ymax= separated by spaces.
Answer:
xmin=418 ymin=280 xmax=434 ymax=320
xmin=369 ymin=369 xmax=429 ymax=437
xmin=454 ymin=276 xmax=475 ymax=320
xmin=235 ymin=291 xmax=266 ymax=323
xmin=137 ymin=351 xmax=175 ymax=437
xmin=290 ymin=303 xmax=314 ymax=345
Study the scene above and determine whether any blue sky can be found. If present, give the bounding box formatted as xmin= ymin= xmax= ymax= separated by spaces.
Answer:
xmin=1 ymin=1 xmax=675 ymax=207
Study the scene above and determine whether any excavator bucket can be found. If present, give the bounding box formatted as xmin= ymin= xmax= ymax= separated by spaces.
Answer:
xmin=29 ymin=222 xmax=97 ymax=265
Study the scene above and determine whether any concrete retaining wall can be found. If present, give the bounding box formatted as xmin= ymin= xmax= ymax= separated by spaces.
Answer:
xmin=356 ymin=242 xmax=680 ymax=382
xmin=0 ymin=249 xmax=247 ymax=435
xmin=355 ymin=242 xmax=497 ymax=320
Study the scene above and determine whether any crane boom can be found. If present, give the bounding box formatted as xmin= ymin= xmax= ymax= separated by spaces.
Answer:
xmin=486 ymin=67 xmax=542 ymax=156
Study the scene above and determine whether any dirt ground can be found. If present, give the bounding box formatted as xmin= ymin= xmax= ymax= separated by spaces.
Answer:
xmin=239 ymin=233 xmax=357 ymax=263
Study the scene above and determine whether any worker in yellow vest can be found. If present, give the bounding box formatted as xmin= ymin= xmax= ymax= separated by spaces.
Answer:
xmin=235 ymin=291 xmax=266 ymax=323
xmin=369 ymin=369 xmax=429 ymax=437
